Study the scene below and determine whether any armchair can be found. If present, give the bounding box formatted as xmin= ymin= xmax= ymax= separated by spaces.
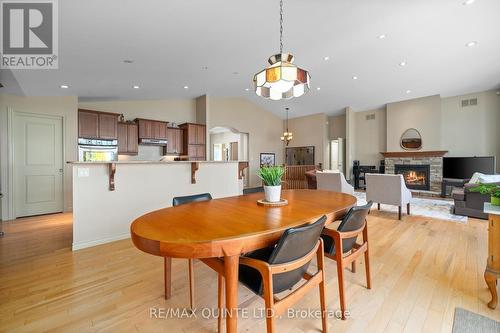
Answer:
xmin=365 ymin=173 xmax=412 ymax=220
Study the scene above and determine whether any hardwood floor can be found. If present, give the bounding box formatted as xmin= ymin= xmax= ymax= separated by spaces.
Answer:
xmin=0 ymin=211 xmax=498 ymax=332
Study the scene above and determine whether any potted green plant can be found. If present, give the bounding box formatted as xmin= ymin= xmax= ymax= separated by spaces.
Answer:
xmin=469 ymin=183 xmax=500 ymax=206
xmin=257 ymin=166 xmax=285 ymax=202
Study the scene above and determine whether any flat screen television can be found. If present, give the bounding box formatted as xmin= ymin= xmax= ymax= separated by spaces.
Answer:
xmin=443 ymin=156 xmax=496 ymax=179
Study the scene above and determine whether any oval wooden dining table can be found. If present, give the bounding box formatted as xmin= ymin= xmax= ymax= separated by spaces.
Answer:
xmin=131 ymin=189 xmax=357 ymax=333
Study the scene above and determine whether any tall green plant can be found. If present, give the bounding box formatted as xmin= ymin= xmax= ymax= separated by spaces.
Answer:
xmin=257 ymin=166 xmax=284 ymax=186
xmin=469 ymin=183 xmax=500 ymax=198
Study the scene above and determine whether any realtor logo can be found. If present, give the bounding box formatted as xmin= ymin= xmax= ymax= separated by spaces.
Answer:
xmin=1 ymin=0 xmax=58 ymax=69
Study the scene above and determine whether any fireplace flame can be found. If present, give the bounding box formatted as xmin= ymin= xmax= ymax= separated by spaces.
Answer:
xmin=404 ymin=171 xmax=426 ymax=184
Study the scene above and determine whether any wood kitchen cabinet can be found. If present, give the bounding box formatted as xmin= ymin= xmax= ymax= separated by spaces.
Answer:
xmin=78 ymin=109 xmax=119 ymax=139
xmin=78 ymin=110 xmax=99 ymax=139
xmin=98 ymin=113 xmax=118 ymax=139
xmin=136 ymin=119 xmax=168 ymax=140
xmin=165 ymin=127 xmax=183 ymax=154
xmin=117 ymin=122 xmax=138 ymax=155
xmin=196 ymin=125 xmax=206 ymax=144
xmin=179 ymin=123 xmax=206 ymax=160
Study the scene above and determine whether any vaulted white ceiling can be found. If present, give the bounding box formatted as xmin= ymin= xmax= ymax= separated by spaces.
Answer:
xmin=1 ymin=0 xmax=499 ymax=118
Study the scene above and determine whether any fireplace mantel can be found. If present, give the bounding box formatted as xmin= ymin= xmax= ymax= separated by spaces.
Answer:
xmin=380 ymin=151 xmax=448 ymax=158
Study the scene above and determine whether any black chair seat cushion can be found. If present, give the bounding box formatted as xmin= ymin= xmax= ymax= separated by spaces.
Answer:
xmin=238 ymin=216 xmax=327 ymax=295
xmin=321 ymin=201 xmax=373 ymax=256
xmin=238 ymin=246 xmax=275 ymax=295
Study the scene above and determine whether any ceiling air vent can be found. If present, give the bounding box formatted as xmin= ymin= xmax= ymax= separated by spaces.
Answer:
xmin=461 ymin=97 xmax=478 ymax=108
xmin=365 ymin=113 xmax=376 ymax=120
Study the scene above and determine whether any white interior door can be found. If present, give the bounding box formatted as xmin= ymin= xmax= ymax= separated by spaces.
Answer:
xmin=330 ymin=140 xmax=339 ymax=170
xmin=337 ymin=138 xmax=345 ymax=174
xmin=13 ymin=112 xmax=63 ymax=218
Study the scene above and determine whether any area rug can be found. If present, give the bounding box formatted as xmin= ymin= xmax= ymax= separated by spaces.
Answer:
xmin=354 ymin=191 xmax=468 ymax=223
xmin=452 ymin=308 xmax=500 ymax=333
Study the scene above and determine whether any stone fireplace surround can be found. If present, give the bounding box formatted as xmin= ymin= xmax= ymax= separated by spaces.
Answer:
xmin=395 ymin=164 xmax=431 ymax=191
xmin=381 ymin=151 xmax=448 ymax=194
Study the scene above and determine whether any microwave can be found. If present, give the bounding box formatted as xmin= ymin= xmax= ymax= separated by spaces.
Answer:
xmin=78 ymin=138 xmax=118 ymax=162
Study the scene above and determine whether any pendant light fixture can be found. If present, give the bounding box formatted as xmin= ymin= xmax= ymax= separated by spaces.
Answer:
xmin=281 ymin=107 xmax=293 ymax=145
xmin=253 ymin=0 xmax=311 ymax=101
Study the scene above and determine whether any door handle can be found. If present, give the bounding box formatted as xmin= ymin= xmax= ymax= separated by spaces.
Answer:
xmin=59 ymin=169 xmax=64 ymax=173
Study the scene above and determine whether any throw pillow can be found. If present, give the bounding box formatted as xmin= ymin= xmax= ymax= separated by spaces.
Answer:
xmin=468 ymin=172 xmax=483 ymax=184
xmin=478 ymin=174 xmax=500 ymax=184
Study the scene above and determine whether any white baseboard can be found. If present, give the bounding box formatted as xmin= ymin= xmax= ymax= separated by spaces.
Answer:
xmin=72 ymin=233 xmax=130 ymax=251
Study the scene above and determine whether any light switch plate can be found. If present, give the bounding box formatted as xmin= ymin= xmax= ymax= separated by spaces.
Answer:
xmin=77 ymin=168 xmax=90 ymax=177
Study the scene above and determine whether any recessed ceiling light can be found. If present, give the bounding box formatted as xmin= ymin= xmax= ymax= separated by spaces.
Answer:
xmin=316 ymin=87 xmax=321 ymax=91
xmin=60 ymin=84 xmax=69 ymax=89
xmin=323 ymin=56 xmax=330 ymax=61
xmin=352 ymin=76 xmax=358 ymax=80
xmin=245 ymin=88 xmax=250 ymax=91
xmin=232 ymin=71 xmax=239 ymax=75
xmin=132 ymin=85 xmax=140 ymax=89
xmin=465 ymin=41 xmax=477 ymax=47
xmin=378 ymin=34 xmax=386 ymax=39
xmin=406 ymin=90 xmax=411 ymax=94
xmin=399 ymin=61 xmax=407 ymax=67
xmin=183 ymin=85 xmax=189 ymax=89
xmin=123 ymin=59 xmax=134 ymax=64
xmin=463 ymin=0 xmax=475 ymax=5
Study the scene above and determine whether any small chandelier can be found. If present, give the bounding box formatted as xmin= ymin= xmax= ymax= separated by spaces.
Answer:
xmin=253 ymin=0 xmax=311 ymax=101
xmin=281 ymin=107 xmax=293 ymax=145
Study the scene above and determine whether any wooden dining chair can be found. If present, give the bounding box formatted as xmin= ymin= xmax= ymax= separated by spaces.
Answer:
xmin=218 ymin=216 xmax=328 ymax=333
xmin=171 ymin=193 xmax=212 ymax=309
xmin=320 ymin=201 xmax=373 ymax=320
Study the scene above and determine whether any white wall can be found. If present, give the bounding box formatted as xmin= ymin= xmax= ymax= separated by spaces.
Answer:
xmin=72 ymin=161 xmax=241 ymax=250
xmin=386 ymin=95 xmax=442 ymax=152
xmin=329 ymin=114 xmax=346 ymax=139
xmin=209 ymin=97 xmax=284 ymax=187
xmin=345 ymin=89 xmax=500 ymax=173
xmin=0 ymin=94 xmax=78 ymax=219
xmin=353 ymin=108 xmax=386 ymax=166
xmin=287 ymin=113 xmax=329 ymax=168
xmin=441 ymin=90 xmax=500 ymax=172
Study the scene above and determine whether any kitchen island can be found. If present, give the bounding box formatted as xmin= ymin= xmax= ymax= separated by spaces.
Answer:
xmin=70 ymin=160 xmax=248 ymax=250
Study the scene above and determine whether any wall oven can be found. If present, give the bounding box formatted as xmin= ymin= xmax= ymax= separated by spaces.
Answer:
xmin=78 ymin=138 xmax=118 ymax=162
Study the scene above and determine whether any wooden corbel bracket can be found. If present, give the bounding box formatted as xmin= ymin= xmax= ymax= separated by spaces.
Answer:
xmin=109 ymin=163 xmax=116 ymax=191
xmin=191 ymin=162 xmax=199 ymax=184
xmin=238 ymin=161 xmax=249 ymax=180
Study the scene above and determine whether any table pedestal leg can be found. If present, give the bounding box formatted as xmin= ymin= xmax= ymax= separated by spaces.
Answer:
xmin=164 ymin=257 xmax=172 ymax=300
xmin=485 ymin=270 xmax=498 ymax=309
xmin=224 ymin=255 xmax=239 ymax=333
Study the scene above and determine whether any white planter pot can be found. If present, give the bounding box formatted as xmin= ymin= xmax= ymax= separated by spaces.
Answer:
xmin=264 ymin=185 xmax=282 ymax=202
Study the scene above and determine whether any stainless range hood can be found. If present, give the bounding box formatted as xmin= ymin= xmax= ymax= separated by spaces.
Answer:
xmin=139 ymin=138 xmax=168 ymax=146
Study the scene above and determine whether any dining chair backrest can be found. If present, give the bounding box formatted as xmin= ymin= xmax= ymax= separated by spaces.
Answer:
xmin=337 ymin=201 xmax=373 ymax=252
xmin=172 ymin=193 xmax=213 ymax=206
xmin=267 ymin=215 xmax=327 ymax=293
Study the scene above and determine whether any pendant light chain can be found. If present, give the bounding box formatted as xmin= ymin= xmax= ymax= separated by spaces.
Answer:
xmin=279 ymin=0 xmax=284 ymax=54
xmin=286 ymin=108 xmax=289 ymax=132
xmin=253 ymin=0 xmax=310 ymax=101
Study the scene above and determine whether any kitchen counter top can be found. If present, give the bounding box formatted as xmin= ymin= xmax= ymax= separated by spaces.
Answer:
xmin=68 ymin=160 xmax=247 ymax=165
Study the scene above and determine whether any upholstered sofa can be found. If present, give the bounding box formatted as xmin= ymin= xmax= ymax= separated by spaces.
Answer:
xmin=452 ymin=183 xmax=500 ymax=220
